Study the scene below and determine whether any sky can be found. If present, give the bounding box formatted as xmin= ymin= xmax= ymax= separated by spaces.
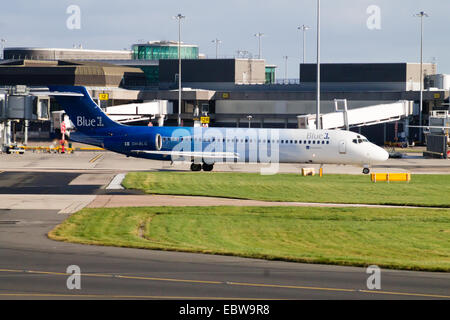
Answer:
xmin=1 ymin=0 xmax=449 ymax=79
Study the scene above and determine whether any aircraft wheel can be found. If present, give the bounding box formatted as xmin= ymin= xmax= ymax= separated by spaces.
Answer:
xmin=190 ymin=163 xmax=202 ymax=172
xmin=202 ymin=163 xmax=214 ymax=172
xmin=363 ymin=168 xmax=370 ymax=175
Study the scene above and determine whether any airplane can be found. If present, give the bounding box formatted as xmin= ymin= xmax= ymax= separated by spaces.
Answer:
xmin=48 ymin=86 xmax=389 ymax=174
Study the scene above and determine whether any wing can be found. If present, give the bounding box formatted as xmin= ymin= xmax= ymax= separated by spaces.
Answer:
xmin=131 ymin=150 xmax=240 ymax=160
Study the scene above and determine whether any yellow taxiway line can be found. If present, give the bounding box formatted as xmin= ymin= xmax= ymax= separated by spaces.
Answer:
xmin=89 ymin=154 xmax=103 ymax=163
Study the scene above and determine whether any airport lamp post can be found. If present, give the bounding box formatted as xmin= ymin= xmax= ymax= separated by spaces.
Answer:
xmin=0 ymin=39 xmax=6 ymax=60
xmin=247 ymin=115 xmax=253 ymax=128
xmin=254 ymin=32 xmax=264 ymax=59
xmin=415 ymin=11 xmax=428 ymax=143
xmin=297 ymin=25 xmax=310 ymax=64
xmin=316 ymin=0 xmax=321 ymax=130
xmin=283 ymin=56 xmax=288 ymax=83
xmin=212 ymin=38 xmax=222 ymax=59
xmin=174 ymin=13 xmax=185 ymax=126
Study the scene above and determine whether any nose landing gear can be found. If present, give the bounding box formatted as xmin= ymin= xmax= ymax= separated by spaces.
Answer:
xmin=362 ymin=166 xmax=370 ymax=175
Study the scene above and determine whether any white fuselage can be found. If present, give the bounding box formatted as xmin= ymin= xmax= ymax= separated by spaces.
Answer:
xmin=157 ymin=128 xmax=389 ymax=165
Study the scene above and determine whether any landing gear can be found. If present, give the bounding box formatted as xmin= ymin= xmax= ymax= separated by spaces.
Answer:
xmin=202 ymin=163 xmax=214 ymax=172
xmin=190 ymin=162 xmax=214 ymax=172
xmin=362 ymin=167 xmax=370 ymax=175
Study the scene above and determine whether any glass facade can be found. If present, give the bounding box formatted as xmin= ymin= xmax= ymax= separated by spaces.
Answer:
xmin=265 ymin=66 xmax=276 ymax=84
xmin=132 ymin=44 xmax=199 ymax=60
xmin=138 ymin=65 xmax=159 ymax=84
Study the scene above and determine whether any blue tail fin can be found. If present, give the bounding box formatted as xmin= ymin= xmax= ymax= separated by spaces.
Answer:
xmin=48 ymin=86 xmax=121 ymax=133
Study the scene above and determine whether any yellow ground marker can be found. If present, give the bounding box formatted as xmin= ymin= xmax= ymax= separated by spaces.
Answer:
xmin=371 ymin=173 xmax=411 ymax=183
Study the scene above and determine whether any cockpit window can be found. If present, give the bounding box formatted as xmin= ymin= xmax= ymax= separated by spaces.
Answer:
xmin=353 ymin=138 xmax=369 ymax=144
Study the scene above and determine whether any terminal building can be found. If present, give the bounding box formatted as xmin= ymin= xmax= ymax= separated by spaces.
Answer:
xmin=1 ymin=44 xmax=449 ymax=146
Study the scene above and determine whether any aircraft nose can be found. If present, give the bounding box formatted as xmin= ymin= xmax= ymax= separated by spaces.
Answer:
xmin=373 ymin=145 xmax=389 ymax=162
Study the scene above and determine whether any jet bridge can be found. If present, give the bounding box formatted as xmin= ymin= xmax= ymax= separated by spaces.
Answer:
xmin=104 ymin=100 xmax=172 ymax=126
xmin=1 ymin=85 xmax=51 ymax=152
xmin=297 ymin=100 xmax=413 ymax=130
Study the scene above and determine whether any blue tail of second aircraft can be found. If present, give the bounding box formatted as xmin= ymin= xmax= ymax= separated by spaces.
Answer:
xmin=49 ymin=85 xmax=122 ymax=134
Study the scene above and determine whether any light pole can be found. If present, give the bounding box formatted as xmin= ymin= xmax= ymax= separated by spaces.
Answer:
xmin=211 ymin=38 xmax=222 ymax=59
xmin=174 ymin=13 xmax=185 ymax=126
xmin=254 ymin=32 xmax=264 ymax=59
xmin=316 ymin=0 xmax=321 ymax=130
xmin=1 ymin=39 xmax=6 ymax=60
xmin=247 ymin=115 xmax=253 ymax=128
xmin=297 ymin=25 xmax=310 ymax=64
xmin=283 ymin=56 xmax=288 ymax=83
xmin=414 ymin=11 xmax=428 ymax=142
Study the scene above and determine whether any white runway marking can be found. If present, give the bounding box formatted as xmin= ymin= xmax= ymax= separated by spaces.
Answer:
xmin=106 ymin=173 xmax=125 ymax=190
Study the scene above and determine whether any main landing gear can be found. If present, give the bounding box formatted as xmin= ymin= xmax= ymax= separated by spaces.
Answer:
xmin=190 ymin=162 xmax=214 ymax=172
xmin=362 ymin=167 xmax=370 ymax=175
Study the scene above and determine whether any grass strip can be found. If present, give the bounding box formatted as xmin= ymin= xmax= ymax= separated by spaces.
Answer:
xmin=49 ymin=206 xmax=450 ymax=272
xmin=122 ymin=172 xmax=450 ymax=208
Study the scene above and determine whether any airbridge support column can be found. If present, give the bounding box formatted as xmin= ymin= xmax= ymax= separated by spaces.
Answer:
xmin=4 ymin=120 xmax=11 ymax=147
xmin=0 ymin=122 xmax=3 ymax=152
xmin=24 ymin=119 xmax=29 ymax=145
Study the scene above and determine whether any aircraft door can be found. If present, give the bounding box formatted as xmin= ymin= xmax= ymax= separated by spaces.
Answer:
xmin=339 ymin=140 xmax=346 ymax=154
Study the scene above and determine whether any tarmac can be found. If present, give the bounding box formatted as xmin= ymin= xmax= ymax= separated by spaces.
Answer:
xmin=0 ymin=149 xmax=449 ymax=300
xmin=0 ymin=148 xmax=450 ymax=174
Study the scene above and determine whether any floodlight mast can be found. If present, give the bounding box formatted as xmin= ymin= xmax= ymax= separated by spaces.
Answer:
xmin=414 ymin=11 xmax=429 ymax=143
xmin=316 ymin=0 xmax=321 ymax=129
xmin=174 ymin=13 xmax=185 ymax=126
xmin=212 ymin=38 xmax=222 ymax=59
xmin=254 ymin=32 xmax=264 ymax=59
xmin=297 ymin=25 xmax=311 ymax=64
